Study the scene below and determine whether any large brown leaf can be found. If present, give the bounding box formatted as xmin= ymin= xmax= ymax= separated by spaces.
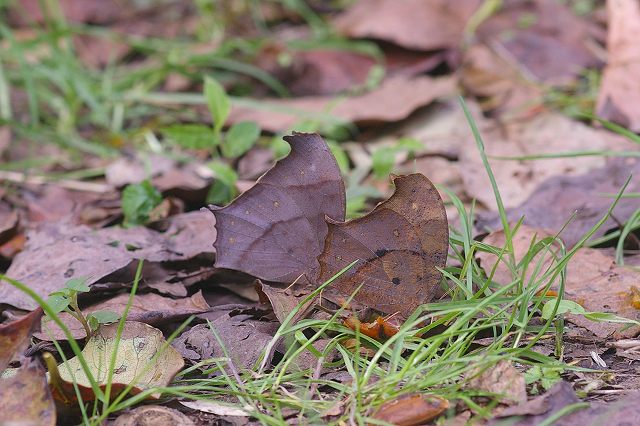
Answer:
xmin=0 ymin=356 xmax=56 ymax=426
xmin=597 ymin=0 xmax=640 ymax=131
xmin=0 ymin=308 xmax=43 ymax=372
xmin=333 ymin=0 xmax=480 ymax=51
xmin=227 ymin=76 xmax=457 ymax=133
xmin=209 ymin=133 xmax=345 ymax=283
xmin=317 ymin=174 xmax=448 ymax=317
xmin=0 ymin=210 xmax=215 ymax=310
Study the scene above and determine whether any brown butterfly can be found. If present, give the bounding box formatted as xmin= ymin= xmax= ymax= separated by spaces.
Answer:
xmin=209 ymin=133 xmax=448 ymax=317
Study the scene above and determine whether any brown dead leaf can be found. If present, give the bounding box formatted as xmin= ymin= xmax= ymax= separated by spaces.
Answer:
xmin=257 ymin=281 xmax=316 ymax=325
xmin=258 ymin=46 xmax=376 ymax=96
xmin=460 ymin=111 xmax=632 ymax=210
xmin=477 ymin=226 xmax=615 ymax=287
xmin=460 ymin=44 xmax=543 ymax=116
xmin=491 ymin=381 xmax=579 ymax=425
xmin=228 ymin=76 xmax=457 ymax=133
xmin=36 ymin=291 xmax=210 ymax=341
xmin=106 ymin=154 xmax=211 ymax=203
xmin=0 ymin=308 xmax=43 ymax=372
xmin=318 ymin=174 xmax=449 ymax=317
xmin=476 ymin=225 xmax=557 ymax=286
xmin=210 ymin=133 xmax=345 ymax=283
xmin=548 ymin=390 xmax=640 ymax=426
xmin=476 ymin=0 xmax=601 ymax=84
xmin=371 ymin=393 xmax=449 ymax=426
xmin=334 ymin=0 xmax=480 ymax=51
xmin=172 ymin=312 xmax=278 ymax=370
xmin=49 ymin=321 xmax=183 ymax=402
xmin=0 ymin=202 xmax=19 ymax=245
xmin=476 ymin=157 xmax=640 ymax=247
xmin=0 ymin=211 xmax=216 ymax=310
xmin=0 ymin=356 xmax=55 ymax=426
xmin=115 ymin=405 xmax=195 ymax=426
xmin=564 ymin=252 xmax=640 ymax=338
xmin=23 ymin=184 xmax=117 ymax=225
xmin=597 ymin=0 xmax=640 ymax=131
xmin=467 ymin=360 xmax=527 ymax=405
xmin=476 ymin=226 xmax=639 ymax=337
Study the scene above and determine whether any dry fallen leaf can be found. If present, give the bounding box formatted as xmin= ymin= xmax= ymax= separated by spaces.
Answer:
xmin=476 ymin=0 xmax=600 ymax=84
xmin=114 ymin=405 xmax=195 ymax=426
xmin=334 ymin=0 xmax=480 ymax=51
xmin=36 ymin=291 xmax=210 ymax=341
xmin=460 ymin=111 xmax=632 ymax=210
xmin=597 ymin=0 xmax=640 ymax=131
xmin=227 ymin=76 xmax=457 ymax=133
xmin=49 ymin=321 xmax=183 ymax=401
xmin=0 ymin=356 xmax=56 ymax=426
xmin=318 ymin=174 xmax=449 ymax=317
xmin=491 ymin=381 xmax=579 ymax=425
xmin=172 ymin=313 xmax=279 ymax=370
xmin=0 ymin=210 xmax=216 ymax=310
xmin=0 ymin=307 xmax=42 ymax=372
xmin=179 ymin=399 xmax=251 ymax=417
xmin=564 ymin=252 xmax=640 ymax=338
xmin=476 ymin=157 xmax=640 ymax=247
xmin=467 ymin=360 xmax=527 ymax=405
xmin=476 ymin=225 xmax=557 ymax=286
xmin=371 ymin=393 xmax=449 ymax=426
xmin=210 ymin=133 xmax=345 ymax=283
xmin=258 ymin=47 xmax=376 ymax=97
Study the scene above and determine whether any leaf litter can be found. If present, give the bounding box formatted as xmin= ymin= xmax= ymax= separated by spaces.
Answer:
xmin=3 ymin=0 xmax=640 ymax=424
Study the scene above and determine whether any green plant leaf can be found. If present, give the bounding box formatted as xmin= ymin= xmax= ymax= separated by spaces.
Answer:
xmin=161 ymin=124 xmax=218 ymax=150
xmin=372 ymin=146 xmax=396 ymax=178
xmin=46 ymin=294 xmax=70 ymax=314
xmin=121 ymin=180 xmax=163 ymax=228
xmin=204 ymin=76 xmax=230 ymax=135
xmin=221 ymin=121 xmax=260 ymax=158
xmin=207 ymin=161 xmax=238 ymax=205
xmin=541 ymin=299 xmax=585 ymax=320
xmin=583 ymin=312 xmax=640 ymax=325
xmin=64 ymin=277 xmax=90 ymax=293
xmin=87 ymin=311 xmax=121 ymax=332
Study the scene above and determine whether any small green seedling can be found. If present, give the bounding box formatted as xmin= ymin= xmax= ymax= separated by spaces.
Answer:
xmin=121 ymin=180 xmax=163 ymax=227
xmin=525 ymin=365 xmax=563 ymax=394
xmin=45 ymin=278 xmax=120 ymax=339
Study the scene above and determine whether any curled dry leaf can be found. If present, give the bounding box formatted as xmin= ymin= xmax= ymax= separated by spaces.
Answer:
xmin=0 ymin=356 xmax=56 ymax=426
xmin=209 ymin=132 xmax=345 ymax=283
xmin=0 ymin=307 xmax=42 ymax=372
xmin=36 ymin=291 xmax=210 ymax=341
xmin=318 ymin=174 xmax=448 ymax=317
xmin=371 ymin=393 xmax=449 ymax=426
xmin=48 ymin=321 xmax=183 ymax=402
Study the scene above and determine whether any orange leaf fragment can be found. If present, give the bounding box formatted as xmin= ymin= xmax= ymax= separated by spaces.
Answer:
xmin=343 ymin=316 xmax=399 ymax=341
xmin=371 ymin=393 xmax=449 ymax=426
